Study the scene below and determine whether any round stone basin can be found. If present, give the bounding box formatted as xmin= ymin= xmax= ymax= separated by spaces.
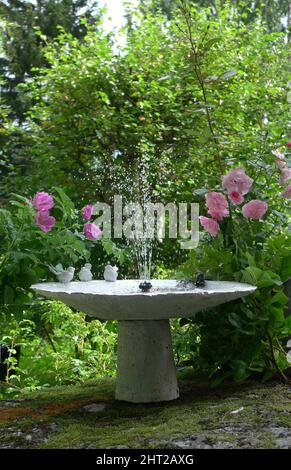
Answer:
xmin=32 ymin=279 xmax=256 ymax=403
xmin=31 ymin=279 xmax=256 ymax=320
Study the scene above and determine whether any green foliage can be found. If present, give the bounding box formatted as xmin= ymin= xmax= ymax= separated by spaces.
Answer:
xmin=0 ymin=301 xmax=117 ymax=397
xmin=0 ymin=191 xmax=83 ymax=319
xmin=147 ymin=0 xmax=291 ymax=38
xmin=0 ymin=189 xmax=124 ymax=321
xmin=6 ymin=2 xmax=287 ymax=208
xmin=171 ymin=318 xmax=200 ymax=367
xmin=0 ymin=2 xmax=290 ymax=392
xmin=179 ymin=231 xmax=291 ymax=383
xmin=0 ymin=1 xmax=100 ymax=200
xmin=173 ymin=1 xmax=291 ymax=384
xmin=0 ymin=187 xmax=125 ymax=394
xmin=0 ymin=0 xmax=99 ymax=120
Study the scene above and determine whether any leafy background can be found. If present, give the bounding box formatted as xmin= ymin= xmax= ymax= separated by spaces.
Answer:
xmin=0 ymin=0 xmax=290 ymax=396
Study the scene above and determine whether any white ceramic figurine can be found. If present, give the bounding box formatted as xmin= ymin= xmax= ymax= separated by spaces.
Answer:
xmin=49 ymin=264 xmax=75 ymax=284
xmin=104 ymin=265 xmax=118 ymax=282
xmin=79 ymin=263 xmax=93 ymax=282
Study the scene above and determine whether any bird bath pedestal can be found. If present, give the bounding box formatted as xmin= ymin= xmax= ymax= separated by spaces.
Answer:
xmin=32 ymin=280 xmax=256 ymax=403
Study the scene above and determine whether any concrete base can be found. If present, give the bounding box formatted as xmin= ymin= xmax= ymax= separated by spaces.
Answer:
xmin=116 ymin=320 xmax=179 ymax=403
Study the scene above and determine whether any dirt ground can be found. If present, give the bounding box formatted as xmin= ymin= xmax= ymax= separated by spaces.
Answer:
xmin=0 ymin=378 xmax=291 ymax=449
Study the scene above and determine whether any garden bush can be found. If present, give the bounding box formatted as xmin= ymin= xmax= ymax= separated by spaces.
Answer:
xmin=0 ymin=1 xmax=290 ymax=394
xmin=0 ymin=189 xmax=123 ymax=395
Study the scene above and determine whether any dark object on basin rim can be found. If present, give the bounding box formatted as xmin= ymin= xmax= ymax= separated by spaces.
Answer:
xmin=139 ymin=281 xmax=152 ymax=293
xmin=195 ymin=272 xmax=206 ymax=288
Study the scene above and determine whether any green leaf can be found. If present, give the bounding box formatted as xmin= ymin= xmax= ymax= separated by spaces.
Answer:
xmin=269 ymin=306 xmax=285 ymax=324
xmin=243 ymin=308 xmax=256 ymax=320
xmin=238 ymin=326 xmax=256 ymax=336
xmin=102 ymin=239 xmax=113 ymax=255
xmin=245 ymin=252 xmax=256 ymax=267
xmin=241 ymin=267 xmax=282 ymax=288
xmin=262 ymin=370 xmax=275 ymax=382
xmin=9 ymin=193 xmax=31 ymax=205
xmin=203 ymin=37 xmax=220 ymax=52
xmin=241 ymin=266 xmax=263 ymax=285
xmin=72 ymin=240 xmax=86 ymax=254
xmin=4 ymin=285 xmax=15 ymax=304
xmin=198 ymin=127 xmax=212 ymax=144
xmin=53 ymin=187 xmax=75 ymax=212
xmin=270 ymin=291 xmax=289 ymax=307
xmin=228 ymin=312 xmax=242 ymax=328
xmin=231 ymin=359 xmax=249 ymax=381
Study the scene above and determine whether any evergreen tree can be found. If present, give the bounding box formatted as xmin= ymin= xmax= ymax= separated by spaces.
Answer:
xmin=0 ymin=0 xmax=99 ymax=120
xmin=144 ymin=0 xmax=290 ymax=38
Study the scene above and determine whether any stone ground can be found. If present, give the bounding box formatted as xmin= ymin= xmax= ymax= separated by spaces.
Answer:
xmin=0 ymin=377 xmax=291 ymax=449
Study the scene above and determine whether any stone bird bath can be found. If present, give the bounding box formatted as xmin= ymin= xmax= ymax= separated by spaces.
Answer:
xmin=32 ymin=280 xmax=256 ymax=403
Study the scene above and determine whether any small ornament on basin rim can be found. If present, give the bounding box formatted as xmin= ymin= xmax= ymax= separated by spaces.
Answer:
xmin=48 ymin=264 xmax=75 ymax=283
xmin=79 ymin=263 xmax=93 ymax=282
xmin=104 ymin=265 xmax=118 ymax=282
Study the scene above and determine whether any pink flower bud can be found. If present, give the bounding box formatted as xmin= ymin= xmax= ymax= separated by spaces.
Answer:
xmin=271 ymin=149 xmax=285 ymax=160
xmin=32 ymin=192 xmax=54 ymax=211
xmin=205 ymin=192 xmax=229 ymax=220
xmin=222 ymin=168 xmax=253 ymax=195
xmin=242 ymin=200 xmax=268 ymax=220
xmin=228 ymin=191 xmax=244 ymax=205
xmin=83 ymin=222 xmax=102 ymax=240
xmin=199 ymin=216 xmax=220 ymax=237
xmin=35 ymin=210 xmax=56 ymax=232
xmin=82 ymin=204 xmax=94 ymax=220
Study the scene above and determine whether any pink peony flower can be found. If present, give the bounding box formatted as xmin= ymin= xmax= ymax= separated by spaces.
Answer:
xmin=35 ymin=210 xmax=56 ymax=232
xmin=281 ymin=184 xmax=291 ymax=199
xmin=279 ymin=168 xmax=291 ymax=185
xmin=271 ymin=150 xmax=285 ymax=160
xmin=286 ymin=142 xmax=291 ymax=148
xmin=199 ymin=216 xmax=220 ymax=237
xmin=32 ymin=192 xmax=54 ymax=211
xmin=222 ymin=168 xmax=253 ymax=195
xmin=82 ymin=204 xmax=94 ymax=220
xmin=228 ymin=191 xmax=244 ymax=205
xmin=83 ymin=222 xmax=102 ymax=240
xmin=205 ymin=192 xmax=229 ymax=220
xmin=242 ymin=200 xmax=268 ymax=220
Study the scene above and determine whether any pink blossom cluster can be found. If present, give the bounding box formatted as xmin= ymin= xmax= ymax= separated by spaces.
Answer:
xmin=242 ymin=200 xmax=268 ymax=219
xmin=32 ymin=192 xmax=101 ymax=240
xmin=82 ymin=204 xmax=102 ymax=241
xmin=199 ymin=167 xmax=268 ymax=237
xmin=205 ymin=192 xmax=229 ymax=220
xmin=222 ymin=167 xmax=253 ymax=203
xmin=33 ymin=192 xmax=56 ymax=232
xmin=272 ymin=144 xmax=291 ymax=200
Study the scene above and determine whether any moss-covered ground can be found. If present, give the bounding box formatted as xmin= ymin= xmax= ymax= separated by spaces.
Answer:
xmin=0 ymin=374 xmax=291 ymax=449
